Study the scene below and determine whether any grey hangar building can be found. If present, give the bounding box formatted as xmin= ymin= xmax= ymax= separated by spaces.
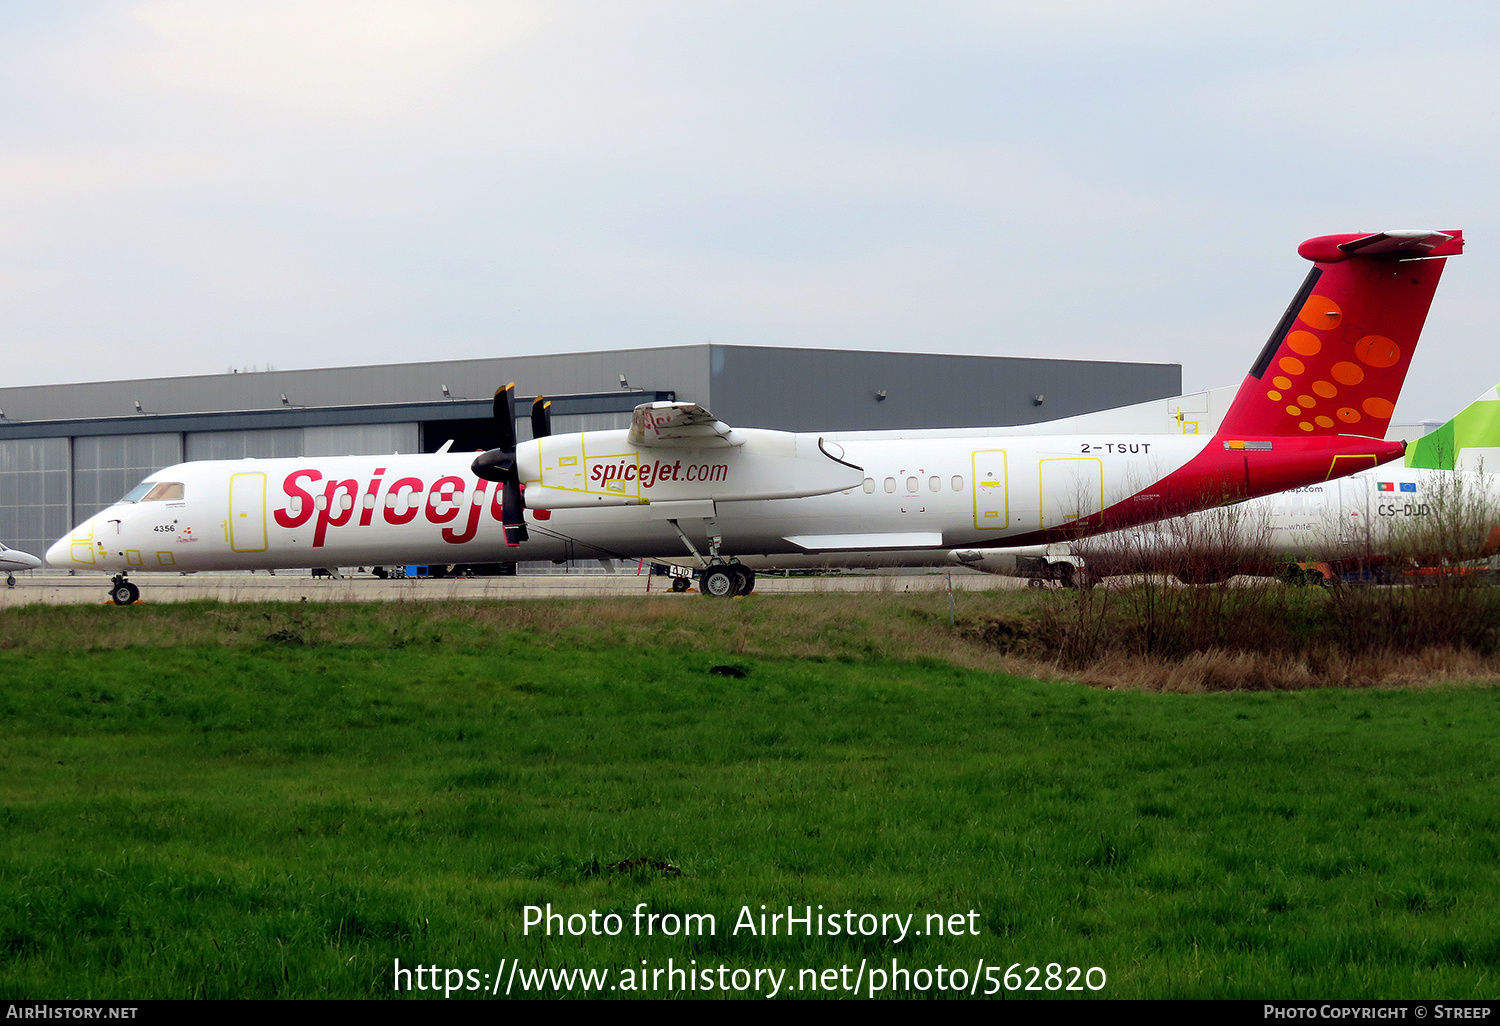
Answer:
xmin=0 ymin=345 xmax=1180 ymax=566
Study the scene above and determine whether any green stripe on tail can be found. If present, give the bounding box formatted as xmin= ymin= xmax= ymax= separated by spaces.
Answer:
xmin=1407 ymin=384 xmax=1500 ymax=470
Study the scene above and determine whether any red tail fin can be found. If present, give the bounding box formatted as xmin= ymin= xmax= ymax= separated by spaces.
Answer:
xmin=1217 ymin=230 xmax=1462 ymax=439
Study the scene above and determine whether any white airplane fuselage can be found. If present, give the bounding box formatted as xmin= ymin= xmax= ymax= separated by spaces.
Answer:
xmin=44 ymin=427 xmax=1398 ymax=575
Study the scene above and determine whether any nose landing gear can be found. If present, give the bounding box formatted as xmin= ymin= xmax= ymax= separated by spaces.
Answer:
xmin=109 ymin=574 xmax=140 ymax=606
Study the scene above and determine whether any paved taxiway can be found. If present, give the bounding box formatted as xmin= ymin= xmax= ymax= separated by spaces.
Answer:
xmin=0 ymin=571 xmax=1023 ymax=607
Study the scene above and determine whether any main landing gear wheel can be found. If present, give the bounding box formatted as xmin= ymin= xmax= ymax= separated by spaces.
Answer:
xmin=730 ymin=565 xmax=755 ymax=594
xmin=699 ymin=564 xmax=755 ymax=597
xmin=671 ymin=576 xmax=691 ymax=593
xmin=700 ymin=566 xmax=737 ymax=598
xmin=6 ymin=574 xmax=15 ymax=588
xmin=110 ymin=579 xmax=139 ymax=606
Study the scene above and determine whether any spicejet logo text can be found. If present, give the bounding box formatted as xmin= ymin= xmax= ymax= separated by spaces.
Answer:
xmin=273 ymin=468 xmax=501 ymax=547
xmin=270 ymin=461 xmax=732 ymax=547
xmin=586 ymin=458 xmax=727 ymax=487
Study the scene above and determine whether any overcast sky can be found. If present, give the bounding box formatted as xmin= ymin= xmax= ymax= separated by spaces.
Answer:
xmin=2 ymin=1 xmax=1496 ymax=423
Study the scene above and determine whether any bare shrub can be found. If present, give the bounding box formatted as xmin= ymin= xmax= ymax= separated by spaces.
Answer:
xmin=1007 ymin=468 xmax=1500 ymax=687
xmin=1039 ymin=485 xmax=1291 ymax=664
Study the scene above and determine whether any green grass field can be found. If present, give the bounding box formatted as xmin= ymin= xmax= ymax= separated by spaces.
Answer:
xmin=3 ymin=595 xmax=1500 ymax=999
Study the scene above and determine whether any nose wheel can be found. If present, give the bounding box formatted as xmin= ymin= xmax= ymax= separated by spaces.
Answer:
xmin=109 ymin=575 xmax=140 ymax=606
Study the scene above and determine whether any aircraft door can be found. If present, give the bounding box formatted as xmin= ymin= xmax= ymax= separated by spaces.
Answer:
xmin=1040 ymin=458 xmax=1104 ymax=530
xmin=971 ymin=450 xmax=1009 ymax=530
xmin=229 ymin=472 xmax=268 ymax=552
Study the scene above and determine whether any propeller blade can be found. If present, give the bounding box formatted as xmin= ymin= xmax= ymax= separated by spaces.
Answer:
xmin=494 ymin=383 xmax=517 ymax=452
xmin=482 ymin=381 xmax=529 ymax=544
xmin=501 ymin=475 xmax=527 ymax=546
xmin=471 ymin=447 xmax=516 ymax=482
xmin=531 ymin=396 xmax=552 ymax=440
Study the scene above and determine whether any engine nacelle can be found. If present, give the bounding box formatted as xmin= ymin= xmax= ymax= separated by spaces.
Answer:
xmin=519 ymin=428 xmax=865 ymax=509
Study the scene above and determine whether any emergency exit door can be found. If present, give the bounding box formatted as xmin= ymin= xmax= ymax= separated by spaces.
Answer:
xmin=229 ymin=473 xmax=268 ymax=552
xmin=1039 ymin=458 xmax=1104 ymax=530
xmin=972 ymin=450 xmax=1009 ymax=530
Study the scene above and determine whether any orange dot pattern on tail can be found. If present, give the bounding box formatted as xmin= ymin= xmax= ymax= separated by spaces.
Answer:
xmin=1219 ymin=233 xmax=1457 ymax=439
xmin=1258 ymin=289 xmax=1403 ymax=433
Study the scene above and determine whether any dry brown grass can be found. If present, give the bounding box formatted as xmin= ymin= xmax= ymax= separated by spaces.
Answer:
xmin=1036 ymin=646 xmax=1500 ymax=692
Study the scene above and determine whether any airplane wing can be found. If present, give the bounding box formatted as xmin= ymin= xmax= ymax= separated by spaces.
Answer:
xmin=628 ymin=402 xmax=744 ymax=448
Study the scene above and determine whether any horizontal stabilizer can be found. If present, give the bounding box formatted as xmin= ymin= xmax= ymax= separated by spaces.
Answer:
xmin=784 ymin=533 xmax=946 ymax=551
xmin=1298 ymin=229 xmax=1464 ymax=263
xmin=629 ymin=402 xmax=741 ymax=448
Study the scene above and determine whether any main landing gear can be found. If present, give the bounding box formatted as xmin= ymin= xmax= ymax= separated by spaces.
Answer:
xmin=664 ymin=516 xmax=756 ymax=598
xmin=109 ymin=574 xmax=140 ymax=606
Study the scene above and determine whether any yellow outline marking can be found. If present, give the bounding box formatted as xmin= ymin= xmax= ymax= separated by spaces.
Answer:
xmin=971 ymin=450 xmax=1009 ymax=530
xmin=69 ymin=519 xmax=96 ymax=564
xmin=229 ymin=472 xmax=269 ymax=552
xmin=539 ymin=436 xmax=602 ymax=496
xmin=535 ymin=435 xmax=650 ymax=504
xmin=155 ymin=551 xmax=176 ymax=566
xmin=1039 ymin=457 xmax=1105 ymax=530
xmin=1325 ymin=454 xmax=1381 ymax=480
xmin=585 ymin=451 xmax=643 ymax=500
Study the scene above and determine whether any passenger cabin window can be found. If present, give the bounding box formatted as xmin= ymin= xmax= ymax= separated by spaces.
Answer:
xmin=884 ymin=477 xmax=896 ymax=493
xmin=951 ymin=476 xmax=963 ymax=491
xmin=929 ymin=476 xmax=940 ymax=492
xmin=862 ymin=478 xmax=875 ymax=493
xmin=905 ymin=476 xmax=918 ymax=492
xmin=141 ymin=482 xmax=184 ymax=502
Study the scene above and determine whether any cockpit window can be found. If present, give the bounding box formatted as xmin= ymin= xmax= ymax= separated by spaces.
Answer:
xmin=142 ymin=482 xmax=185 ymax=502
xmin=119 ymin=481 xmax=185 ymax=503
